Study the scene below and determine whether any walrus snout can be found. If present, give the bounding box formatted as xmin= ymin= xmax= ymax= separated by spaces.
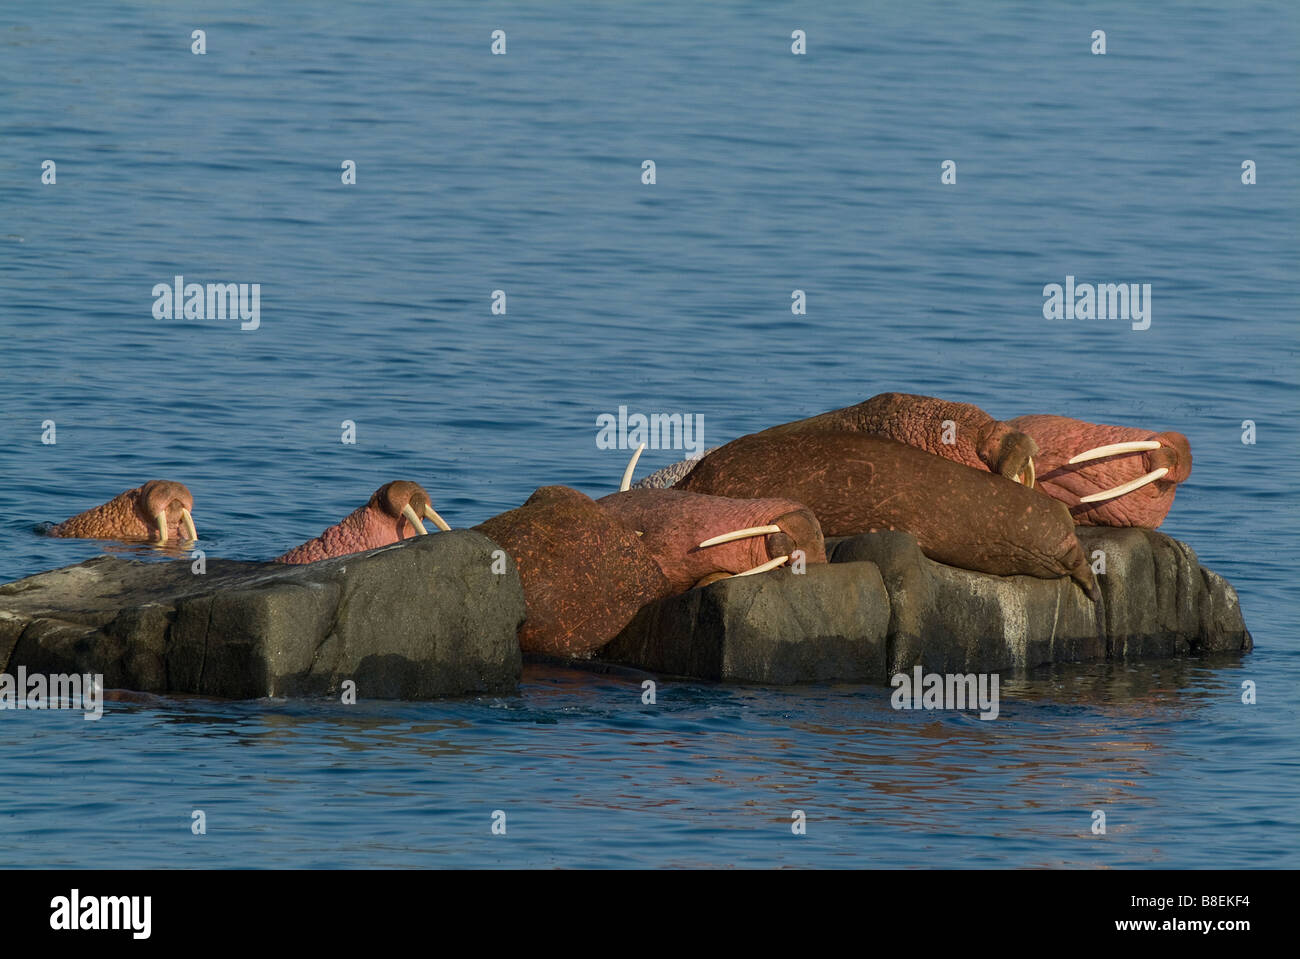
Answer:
xmin=988 ymin=429 xmax=1039 ymax=487
xmin=767 ymin=509 xmax=827 ymax=566
xmin=1151 ymin=432 xmax=1193 ymax=484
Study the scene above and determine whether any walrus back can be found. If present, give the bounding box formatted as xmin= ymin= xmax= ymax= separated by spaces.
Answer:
xmin=677 ymin=431 xmax=1096 ymax=597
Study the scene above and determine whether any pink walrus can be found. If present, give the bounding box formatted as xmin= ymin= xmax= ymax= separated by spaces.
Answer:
xmin=275 ymin=481 xmax=451 ymax=564
xmin=1008 ymin=415 xmax=1192 ymax=528
xmin=597 ymin=488 xmax=827 ymax=592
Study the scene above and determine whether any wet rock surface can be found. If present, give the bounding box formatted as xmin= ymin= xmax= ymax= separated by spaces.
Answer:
xmin=597 ymin=528 xmax=1250 ymax=683
xmin=0 ymin=531 xmax=524 ymax=699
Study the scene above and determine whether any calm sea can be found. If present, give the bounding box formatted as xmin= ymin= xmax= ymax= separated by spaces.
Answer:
xmin=0 ymin=0 xmax=1296 ymax=867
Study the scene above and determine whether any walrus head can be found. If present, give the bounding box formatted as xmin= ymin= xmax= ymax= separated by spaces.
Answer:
xmin=977 ymin=423 xmax=1040 ymax=488
xmin=1067 ymin=430 xmax=1192 ymax=504
xmin=369 ymin=481 xmax=451 ymax=535
xmin=138 ymin=480 xmax=197 ymax=543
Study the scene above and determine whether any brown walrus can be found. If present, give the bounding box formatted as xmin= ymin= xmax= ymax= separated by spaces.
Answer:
xmin=1007 ymin=415 xmax=1192 ymax=528
xmin=757 ymin=391 xmax=1041 ymax=486
xmin=474 ymin=486 xmax=673 ymax=657
xmin=597 ymin=488 xmax=827 ymax=592
xmin=48 ymin=480 xmax=198 ymax=544
xmin=676 ymin=431 xmax=1097 ymax=598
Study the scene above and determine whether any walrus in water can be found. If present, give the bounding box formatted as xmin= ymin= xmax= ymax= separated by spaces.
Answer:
xmin=756 ymin=391 xmax=1041 ymax=487
xmin=48 ymin=480 xmax=198 ymax=544
xmin=597 ymin=488 xmax=827 ymax=592
xmin=676 ymin=431 xmax=1097 ymax=599
xmin=275 ymin=481 xmax=451 ymax=564
xmin=474 ymin=486 xmax=673 ymax=657
xmin=1007 ymin=415 xmax=1193 ymax=528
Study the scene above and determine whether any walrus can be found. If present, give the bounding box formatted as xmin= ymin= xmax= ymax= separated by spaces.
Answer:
xmin=756 ymin=391 xmax=1040 ymax=487
xmin=676 ymin=431 xmax=1097 ymax=598
xmin=48 ymin=480 xmax=198 ymax=544
xmin=597 ymin=488 xmax=827 ymax=592
xmin=1007 ymin=415 xmax=1193 ymax=528
xmin=474 ymin=486 xmax=673 ymax=657
xmin=630 ymin=449 xmax=720 ymax=490
xmin=275 ymin=481 xmax=450 ymax=564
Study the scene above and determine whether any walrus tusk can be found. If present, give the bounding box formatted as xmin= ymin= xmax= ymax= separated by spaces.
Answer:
xmin=1068 ymin=440 xmax=1162 ymax=465
xmin=698 ymin=524 xmax=782 ymax=548
xmin=1078 ymin=467 xmax=1170 ymax=503
xmin=423 ymin=504 xmax=452 ymax=531
xmin=620 ymin=442 xmax=646 ymax=492
xmin=1012 ymin=458 xmax=1036 ymax=489
xmin=180 ymin=509 xmax=197 ymax=541
xmin=153 ymin=510 xmax=168 ymax=544
xmin=401 ymin=504 xmax=429 ymax=535
xmin=733 ymin=555 xmax=790 ymax=577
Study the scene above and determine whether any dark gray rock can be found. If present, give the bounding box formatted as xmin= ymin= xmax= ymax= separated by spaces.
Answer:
xmin=600 ymin=562 xmax=890 ymax=683
xmin=0 ymin=531 xmax=525 ymax=700
xmin=598 ymin=528 xmax=1251 ymax=684
xmin=827 ymin=527 xmax=1250 ymax=675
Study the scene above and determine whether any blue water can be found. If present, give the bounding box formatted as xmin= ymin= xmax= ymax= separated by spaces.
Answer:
xmin=0 ymin=0 xmax=1296 ymax=868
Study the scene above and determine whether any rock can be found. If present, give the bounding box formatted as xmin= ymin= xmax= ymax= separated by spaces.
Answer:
xmin=597 ymin=528 xmax=1250 ymax=683
xmin=0 ymin=531 xmax=525 ymax=700
xmin=600 ymin=562 xmax=890 ymax=683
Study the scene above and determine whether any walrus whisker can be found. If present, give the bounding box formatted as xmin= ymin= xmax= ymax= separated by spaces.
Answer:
xmin=733 ymin=555 xmax=789 ymax=577
xmin=1068 ymin=440 xmax=1162 ymax=465
xmin=423 ymin=504 xmax=452 ymax=531
xmin=1078 ymin=467 xmax=1169 ymax=503
xmin=401 ymin=504 xmax=429 ymax=535
xmin=153 ymin=510 xmax=168 ymax=544
xmin=180 ymin=509 xmax=198 ymax=541
xmin=698 ymin=524 xmax=782 ymax=548
xmin=619 ymin=442 xmax=646 ymax=492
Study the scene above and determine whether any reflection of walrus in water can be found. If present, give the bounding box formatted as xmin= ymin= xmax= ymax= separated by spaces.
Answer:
xmin=676 ymin=431 xmax=1098 ymax=599
xmin=475 ymin=486 xmax=673 ymax=658
xmin=1007 ymin=415 xmax=1192 ymax=528
xmin=597 ymin=488 xmax=827 ymax=592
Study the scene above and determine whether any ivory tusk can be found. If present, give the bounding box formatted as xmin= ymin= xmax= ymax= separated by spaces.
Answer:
xmin=620 ymin=442 xmax=646 ymax=492
xmin=1068 ymin=441 xmax=1162 ymax=465
xmin=1078 ymin=467 xmax=1170 ymax=503
xmin=180 ymin=508 xmax=198 ymax=541
xmin=733 ymin=555 xmax=790 ymax=577
xmin=423 ymin=504 xmax=452 ymax=532
xmin=1025 ymin=457 xmax=1035 ymax=489
xmin=153 ymin=510 xmax=168 ymax=544
xmin=401 ymin=504 xmax=430 ymax=535
xmin=698 ymin=524 xmax=782 ymax=549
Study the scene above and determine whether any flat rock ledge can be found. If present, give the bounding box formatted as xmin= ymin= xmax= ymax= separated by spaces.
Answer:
xmin=598 ymin=528 xmax=1252 ymax=683
xmin=0 ymin=531 xmax=525 ymax=700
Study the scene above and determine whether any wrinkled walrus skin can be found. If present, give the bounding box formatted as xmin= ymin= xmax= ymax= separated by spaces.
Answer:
xmin=597 ymin=489 xmax=827 ymax=592
xmin=475 ymin=486 xmax=673 ymax=657
xmin=756 ymin=392 xmax=1038 ymax=483
xmin=1008 ymin=415 xmax=1193 ymax=528
xmin=275 ymin=481 xmax=440 ymax=564
xmin=48 ymin=480 xmax=197 ymax=544
xmin=676 ymin=431 xmax=1097 ymax=598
